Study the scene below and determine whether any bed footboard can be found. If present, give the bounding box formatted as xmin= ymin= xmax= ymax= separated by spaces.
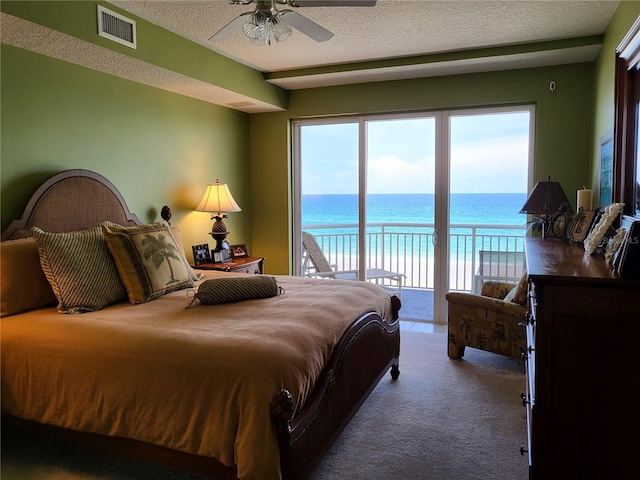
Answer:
xmin=272 ymin=294 xmax=401 ymax=480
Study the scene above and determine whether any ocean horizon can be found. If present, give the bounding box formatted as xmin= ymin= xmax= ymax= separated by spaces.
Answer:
xmin=301 ymin=193 xmax=527 ymax=289
xmin=302 ymin=193 xmax=527 ymax=229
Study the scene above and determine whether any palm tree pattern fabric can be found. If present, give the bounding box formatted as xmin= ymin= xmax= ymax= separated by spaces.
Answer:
xmin=102 ymin=222 xmax=195 ymax=304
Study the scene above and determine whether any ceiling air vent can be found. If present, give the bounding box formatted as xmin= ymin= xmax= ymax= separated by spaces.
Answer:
xmin=97 ymin=5 xmax=136 ymax=49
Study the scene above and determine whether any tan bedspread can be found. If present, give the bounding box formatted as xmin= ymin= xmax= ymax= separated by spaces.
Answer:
xmin=1 ymin=272 xmax=393 ymax=480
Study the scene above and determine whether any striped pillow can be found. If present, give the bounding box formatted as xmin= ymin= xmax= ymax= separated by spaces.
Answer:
xmin=190 ymin=276 xmax=282 ymax=306
xmin=32 ymin=223 xmax=127 ymax=314
xmin=102 ymin=221 xmax=195 ymax=304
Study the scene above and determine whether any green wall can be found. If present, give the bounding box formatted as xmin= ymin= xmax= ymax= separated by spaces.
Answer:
xmin=1 ymin=44 xmax=252 ymax=260
xmin=0 ymin=0 xmax=288 ymax=109
xmin=592 ymin=1 xmax=640 ymax=202
xmin=250 ymin=63 xmax=595 ymax=274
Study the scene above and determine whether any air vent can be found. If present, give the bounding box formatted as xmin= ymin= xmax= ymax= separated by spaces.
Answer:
xmin=97 ymin=5 xmax=136 ymax=49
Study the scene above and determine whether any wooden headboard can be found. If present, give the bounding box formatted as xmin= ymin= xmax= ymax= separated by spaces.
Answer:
xmin=1 ymin=169 xmax=142 ymax=241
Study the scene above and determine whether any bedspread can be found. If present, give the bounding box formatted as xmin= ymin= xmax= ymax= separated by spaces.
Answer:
xmin=1 ymin=272 xmax=392 ymax=480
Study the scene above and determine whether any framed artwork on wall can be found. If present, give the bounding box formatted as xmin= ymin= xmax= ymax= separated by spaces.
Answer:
xmin=599 ymin=130 xmax=613 ymax=207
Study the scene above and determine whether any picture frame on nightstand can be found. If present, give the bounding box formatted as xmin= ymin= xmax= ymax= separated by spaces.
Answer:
xmin=191 ymin=244 xmax=211 ymax=265
xmin=230 ymin=244 xmax=249 ymax=258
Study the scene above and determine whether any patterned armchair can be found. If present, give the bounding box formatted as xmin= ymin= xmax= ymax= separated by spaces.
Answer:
xmin=446 ymin=275 xmax=528 ymax=361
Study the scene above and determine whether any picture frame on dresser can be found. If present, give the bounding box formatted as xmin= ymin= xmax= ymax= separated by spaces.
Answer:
xmin=568 ymin=209 xmax=597 ymax=243
xmin=613 ymin=215 xmax=640 ymax=279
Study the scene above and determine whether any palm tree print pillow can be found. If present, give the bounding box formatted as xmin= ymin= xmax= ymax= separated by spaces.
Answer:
xmin=102 ymin=221 xmax=195 ymax=304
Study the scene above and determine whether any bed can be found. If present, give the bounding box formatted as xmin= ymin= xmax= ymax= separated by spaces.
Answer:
xmin=0 ymin=169 xmax=401 ymax=480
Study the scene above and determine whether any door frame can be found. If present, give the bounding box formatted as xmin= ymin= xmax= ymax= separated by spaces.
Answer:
xmin=292 ymin=104 xmax=535 ymax=324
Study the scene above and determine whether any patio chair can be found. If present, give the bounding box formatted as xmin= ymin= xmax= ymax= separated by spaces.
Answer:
xmin=472 ymin=250 xmax=526 ymax=294
xmin=302 ymin=231 xmax=404 ymax=298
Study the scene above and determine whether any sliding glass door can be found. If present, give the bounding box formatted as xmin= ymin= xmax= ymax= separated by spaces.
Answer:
xmin=293 ymin=105 xmax=533 ymax=324
xmin=296 ymin=120 xmax=361 ymax=278
xmin=365 ymin=115 xmax=437 ymax=320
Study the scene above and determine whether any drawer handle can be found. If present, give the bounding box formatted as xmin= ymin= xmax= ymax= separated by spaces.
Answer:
xmin=520 ymin=445 xmax=528 ymax=456
xmin=520 ymin=352 xmax=528 ymax=361
xmin=520 ymin=392 xmax=530 ymax=407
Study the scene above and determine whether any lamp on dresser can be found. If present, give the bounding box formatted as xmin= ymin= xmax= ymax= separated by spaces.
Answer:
xmin=520 ymin=176 xmax=571 ymax=238
xmin=195 ymin=180 xmax=241 ymax=262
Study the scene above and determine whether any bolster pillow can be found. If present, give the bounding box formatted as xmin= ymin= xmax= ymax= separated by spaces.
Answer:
xmin=188 ymin=276 xmax=283 ymax=307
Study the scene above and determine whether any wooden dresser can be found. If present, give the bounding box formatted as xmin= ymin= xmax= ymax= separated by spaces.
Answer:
xmin=523 ymin=238 xmax=640 ymax=479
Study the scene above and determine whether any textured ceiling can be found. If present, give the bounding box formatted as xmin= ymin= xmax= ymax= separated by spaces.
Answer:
xmin=111 ymin=0 xmax=618 ymax=74
xmin=2 ymin=1 xmax=621 ymax=112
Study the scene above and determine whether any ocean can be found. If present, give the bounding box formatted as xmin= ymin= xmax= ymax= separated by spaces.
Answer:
xmin=302 ymin=193 xmax=527 ymax=230
xmin=302 ymin=193 xmax=528 ymax=288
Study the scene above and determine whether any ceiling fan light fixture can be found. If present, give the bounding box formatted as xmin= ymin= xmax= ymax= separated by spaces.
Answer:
xmin=243 ymin=11 xmax=292 ymax=45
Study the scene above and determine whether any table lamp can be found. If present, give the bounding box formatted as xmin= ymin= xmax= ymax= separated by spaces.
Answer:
xmin=195 ymin=180 xmax=241 ymax=261
xmin=520 ymin=176 xmax=571 ymax=238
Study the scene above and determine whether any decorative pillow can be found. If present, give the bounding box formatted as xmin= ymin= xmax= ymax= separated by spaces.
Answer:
xmin=102 ymin=221 xmax=195 ymax=304
xmin=504 ymin=271 xmax=528 ymax=306
xmin=1 ymin=237 xmax=57 ymax=317
xmin=480 ymin=281 xmax=513 ymax=300
xmin=187 ymin=276 xmax=283 ymax=307
xmin=32 ymin=223 xmax=127 ymax=314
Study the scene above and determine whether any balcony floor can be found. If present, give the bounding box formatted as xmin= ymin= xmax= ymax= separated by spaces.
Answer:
xmin=396 ymin=287 xmax=434 ymax=321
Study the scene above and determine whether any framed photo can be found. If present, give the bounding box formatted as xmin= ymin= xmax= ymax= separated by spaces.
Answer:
xmin=568 ymin=209 xmax=597 ymax=244
xmin=613 ymin=215 xmax=640 ymax=279
xmin=191 ymin=244 xmax=211 ymax=265
xmin=599 ymin=131 xmax=613 ymax=207
xmin=230 ymin=244 xmax=249 ymax=258
xmin=546 ymin=211 xmax=571 ymax=240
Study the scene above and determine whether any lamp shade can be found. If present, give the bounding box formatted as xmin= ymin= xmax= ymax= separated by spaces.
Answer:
xmin=520 ymin=178 xmax=572 ymax=215
xmin=195 ymin=180 xmax=241 ymax=216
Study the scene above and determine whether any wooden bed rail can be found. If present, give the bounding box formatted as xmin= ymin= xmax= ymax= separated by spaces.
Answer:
xmin=271 ymin=294 xmax=401 ymax=480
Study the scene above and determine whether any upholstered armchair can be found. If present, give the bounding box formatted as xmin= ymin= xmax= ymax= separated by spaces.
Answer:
xmin=446 ymin=276 xmax=528 ymax=361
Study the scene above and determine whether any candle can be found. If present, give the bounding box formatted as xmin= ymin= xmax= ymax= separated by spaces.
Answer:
xmin=577 ymin=188 xmax=592 ymax=211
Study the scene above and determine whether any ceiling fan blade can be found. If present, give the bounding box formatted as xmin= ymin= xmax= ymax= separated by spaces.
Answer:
xmin=209 ymin=12 xmax=253 ymax=41
xmin=288 ymin=0 xmax=376 ymax=6
xmin=279 ymin=10 xmax=333 ymax=42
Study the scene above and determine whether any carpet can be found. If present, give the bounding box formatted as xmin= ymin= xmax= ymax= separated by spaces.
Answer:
xmin=1 ymin=331 xmax=529 ymax=480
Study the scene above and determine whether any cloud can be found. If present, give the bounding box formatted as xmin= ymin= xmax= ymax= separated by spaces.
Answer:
xmin=367 ymin=155 xmax=433 ymax=194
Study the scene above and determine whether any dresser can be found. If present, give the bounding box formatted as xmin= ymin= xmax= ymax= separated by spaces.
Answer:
xmin=193 ymin=256 xmax=264 ymax=275
xmin=523 ymin=238 xmax=640 ymax=479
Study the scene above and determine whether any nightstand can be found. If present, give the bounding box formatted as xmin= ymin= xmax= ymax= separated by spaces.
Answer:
xmin=193 ymin=257 xmax=264 ymax=275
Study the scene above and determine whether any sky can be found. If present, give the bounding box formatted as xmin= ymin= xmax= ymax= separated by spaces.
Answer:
xmin=300 ymin=110 xmax=530 ymax=195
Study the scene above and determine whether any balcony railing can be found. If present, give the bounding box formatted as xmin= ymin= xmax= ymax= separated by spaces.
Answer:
xmin=302 ymin=222 xmax=526 ymax=292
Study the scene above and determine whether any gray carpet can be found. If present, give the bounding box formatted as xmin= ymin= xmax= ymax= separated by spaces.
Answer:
xmin=1 ymin=331 xmax=529 ymax=480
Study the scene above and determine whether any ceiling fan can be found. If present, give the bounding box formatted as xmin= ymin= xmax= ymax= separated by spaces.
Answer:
xmin=209 ymin=0 xmax=376 ymax=45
